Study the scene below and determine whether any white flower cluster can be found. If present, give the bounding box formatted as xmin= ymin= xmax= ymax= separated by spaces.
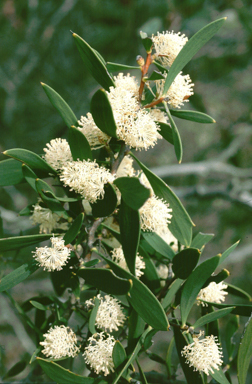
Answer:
xmin=33 ymin=236 xmax=71 ymax=271
xmin=43 ymin=138 xmax=73 ymax=171
xmin=60 ymin=159 xmax=115 ymax=203
xmin=83 ymin=332 xmax=115 ymax=376
xmin=40 ymin=325 xmax=80 ymax=359
xmin=140 ymin=195 xmax=172 ymax=233
xmin=116 ymin=155 xmax=136 ymax=178
xmin=78 ymin=112 xmax=110 ymax=149
xmin=30 ymin=202 xmax=68 ymax=234
xmin=85 ymin=294 xmax=126 ymax=332
xmin=197 ymin=281 xmax=228 ymax=306
xmin=111 ymin=246 xmax=145 ymax=278
xmin=152 ymin=31 xmax=188 ymax=67
xmin=181 ymin=335 xmax=223 ymax=375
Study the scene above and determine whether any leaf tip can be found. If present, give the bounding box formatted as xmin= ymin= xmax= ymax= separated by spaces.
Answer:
xmin=213 ymin=119 xmax=216 ymax=123
xmin=40 ymin=82 xmax=45 ymax=86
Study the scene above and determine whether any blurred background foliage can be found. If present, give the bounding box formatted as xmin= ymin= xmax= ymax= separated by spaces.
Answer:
xmin=0 ymin=0 xmax=252 ymax=381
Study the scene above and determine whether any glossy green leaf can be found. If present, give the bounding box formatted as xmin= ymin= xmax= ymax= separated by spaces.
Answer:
xmin=35 ymin=179 xmax=68 ymax=219
xmin=30 ymin=300 xmax=47 ymax=311
xmin=142 ymin=232 xmax=175 ymax=260
xmin=136 ymin=360 xmax=149 ymax=384
xmin=43 ymin=190 xmax=81 ymax=203
xmin=166 ymin=337 xmax=175 ymax=378
xmin=170 ymin=109 xmax=216 ymax=124
xmin=219 ymin=241 xmax=240 ymax=265
xmin=211 ymin=368 xmax=231 ymax=384
xmin=68 ymin=126 xmax=92 ymax=161
xmin=83 ymin=259 xmax=100 ymax=267
xmin=140 ymin=31 xmax=153 ymax=52
xmin=0 ymin=233 xmax=52 ymax=252
xmin=191 ymin=232 xmax=214 ymax=249
xmin=78 ymin=268 xmax=132 ymax=295
xmin=50 ymin=256 xmax=79 ymax=296
xmin=207 ymin=302 xmax=252 ymax=317
xmin=101 ymin=224 xmax=121 ymax=243
xmin=3 ymin=149 xmax=56 ymax=177
xmin=227 ymin=283 xmax=252 ymax=301
xmin=18 ymin=204 xmax=33 ymax=216
xmin=22 ymin=296 xmax=54 ymax=312
xmin=37 ymin=358 xmax=104 ymax=384
xmin=106 ymin=62 xmax=140 ymax=72
xmin=143 ymin=329 xmax=158 ymax=351
xmin=102 ymin=255 xmax=169 ymax=331
xmin=180 ymin=255 xmax=220 ymax=325
xmin=237 ymin=318 xmax=252 ymax=384
xmin=22 ymin=164 xmax=37 ymax=191
xmin=114 ymin=177 xmax=151 ymax=210
xmin=164 ymin=103 xmax=182 ymax=163
xmin=91 ymin=183 xmax=117 ymax=218
xmin=161 ymin=278 xmax=184 ymax=310
xmin=73 ymin=32 xmax=114 ymax=91
xmin=153 ymin=60 xmax=168 ymax=74
xmin=113 ymin=341 xmax=127 ymax=369
xmin=128 ymin=310 xmax=146 ymax=353
xmin=226 ymin=315 xmax=239 ymax=359
xmin=139 ymin=245 xmax=160 ymax=294
xmin=203 ymin=268 xmax=229 ymax=288
xmin=63 ymin=213 xmax=84 ymax=245
xmin=174 ymin=327 xmax=204 ymax=384
xmin=172 ymin=248 xmax=200 ymax=279
xmin=157 ymin=122 xmax=174 ymax=145
xmin=41 ymin=83 xmax=78 ymax=128
xmin=3 ymin=361 xmax=27 ymax=379
xmin=119 ymin=198 xmax=140 ymax=275
xmin=148 ymin=71 xmax=165 ymax=81
xmin=0 ymin=159 xmax=24 ymax=186
xmin=131 ymin=153 xmax=193 ymax=246
xmin=163 ymin=18 xmax=226 ymax=95
xmin=89 ymin=297 xmax=100 ymax=334
xmin=90 ymin=89 xmax=117 ymax=138
xmin=193 ymin=307 xmax=234 ymax=329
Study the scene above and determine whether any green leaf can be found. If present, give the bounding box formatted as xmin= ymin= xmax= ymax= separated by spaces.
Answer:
xmin=91 ymin=183 xmax=117 ymax=218
xmin=73 ymin=33 xmax=114 ymax=91
xmin=68 ymin=126 xmax=93 ymax=161
xmin=43 ymin=190 xmax=81 ymax=203
xmin=3 ymin=149 xmax=56 ymax=177
xmin=219 ymin=241 xmax=240 ymax=265
xmin=35 ymin=179 xmax=68 ymax=219
xmin=101 ymin=224 xmax=121 ymax=243
xmin=102 ymin=255 xmax=169 ymax=331
xmin=157 ymin=122 xmax=174 ymax=145
xmin=3 ymin=361 xmax=27 ymax=379
xmin=203 ymin=268 xmax=229 ymax=287
xmin=63 ymin=213 xmax=84 ymax=245
xmin=193 ymin=307 xmax=234 ymax=329
xmin=153 ymin=60 xmax=168 ymax=74
xmin=0 ymin=260 xmax=39 ymax=292
xmin=128 ymin=310 xmax=146 ymax=353
xmin=89 ymin=297 xmax=100 ymax=334
xmin=143 ymin=329 xmax=158 ymax=351
xmin=148 ymin=71 xmax=165 ymax=81
xmin=106 ymin=62 xmax=140 ymax=72
xmin=136 ymin=360 xmax=149 ymax=384
xmin=50 ymin=256 xmax=79 ymax=296
xmin=139 ymin=245 xmax=160 ymax=294
xmin=172 ymin=248 xmax=200 ymax=279
xmin=170 ymin=109 xmax=216 ymax=124
xmin=226 ymin=315 xmax=239 ymax=359
xmin=30 ymin=300 xmax=47 ymax=311
xmin=191 ymin=232 xmax=214 ymax=249
xmin=140 ymin=32 xmax=153 ymax=53
xmin=166 ymin=337 xmax=175 ymax=378
xmin=113 ymin=341 xmax=127 ymax=369
xmin=142 ymin=232 xmax=175 ymax=260
xmin=226 ymin=283 xmax=252 ymax=301
xmin=119 ymin=198 xmax=141 ymax=275
xmin=207 ymin=302 xmax=252 ymax=317
xmin=0 ymin=159 xmax=24 ymax=186
xmin=18 ymin=204 xmax=34 ymax=216
xmin=90 ymin=89 xmax=117 ymax=138
xmin=163 ymin=18 xmax=226 ymax=95
xmin=164 ymin=103 xmax=182 ymax=163
xmin=131 ymin=153 xmax=193 ymax=246
xmin=0 ymin=234 xmax=52 ymax=252
xmin=161 ymin=278 xmax=184 ymax=310
xmin=211 ymin=368 xmax=231 ymax=384
xmin=180 ymin=255 xmax=220 ymax=325
xmin=37 ymin=358 xmax=105 ymax=384
xmin=22 ymin=164 xmax=37 ymax=191
xmin=114 ymin=177 xmax=151 ymax=210
xmin=41 ymin=83 xmax=78 ymax=128
xmin=78 ymin=268 xmax=132 ymax=295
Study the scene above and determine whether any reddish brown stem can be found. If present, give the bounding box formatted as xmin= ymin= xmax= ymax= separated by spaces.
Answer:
xmin=139 ymin=52 xmax=153 ymax=101
xmin=143 ymin=97 xmax=164 ymax=109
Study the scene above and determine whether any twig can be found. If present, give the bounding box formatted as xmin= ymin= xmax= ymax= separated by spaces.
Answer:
xmin=87 ymin=218 xmax=104 ymax=250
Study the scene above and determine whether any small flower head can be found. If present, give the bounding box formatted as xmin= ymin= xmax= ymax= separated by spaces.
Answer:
xmin=31 ymin=201 xmax=68 ymax=234
xmin=85 ymin=294 xmax=126 ymax=332
xmin=116 ymin=155 xmax=136 ymax=178
xmin=78 ymin=112 xmax=110 ymax=149
xmin=113 ymin=73 xmax=139 ymax=97
xmin=43 ymin=138 xmax=72 ymax=171
xmin=84 ymin=332 xmax=115 ymax=376
xmin=148 ymin=108 xmax=168 ymax=124
xmin=157 ymin=264 xmax=169 ymax=280
xmin=111 ymin=246 xmax=145 ymax=278
xmin=156 ymin=72 xmax=194 ymax=109
xmin=40 ymin=325 xmax=80 ymax=359
xmin=33 ymin=236 xmax=71 ymax=271
xmin=152 ymin=31 xmax=188 ymax=67
xmin=197 ymin=282 xmax=228 ymax=307
xmin=60 ymin=160 xmax=115 ymax=203
xmin=181 ymin=335 xmax=223 ymax=375
xmin=139 ymin=195 xmax=172 ymax=233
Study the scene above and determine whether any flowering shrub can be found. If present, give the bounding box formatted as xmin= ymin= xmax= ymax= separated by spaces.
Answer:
xmin=0 ymin=17 xmax=252 ymax=384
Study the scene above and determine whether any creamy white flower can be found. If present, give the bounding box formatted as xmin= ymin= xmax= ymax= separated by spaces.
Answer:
xmin=85 ymin=294 xmax=126 ymax=332
xmin=116 ymin=155 xmax=136 ymax=178
xmin=181 ymin=335 xmax=223 ymax=375
xmin=43 ymin=138 xmax=72 ymax=171
xmin=84 ymin=332 xmax=115 ymax=376
xmin=33 ymin=236 xmax=71 ymax=271
xmin=197 ymin=282 xmax=228 ymax=307
xmin=78 ymin=112 xmax=110 ymax=149
xmin=156 ymin=71 xmax=194 ymax=108
xmin=60 ymin=160 xmax=115 ymax=203
xmin=114 ymin=73 xmax=139 ymax=97
xmin=152 ymin=31 xmax=188 ymax=67
xmin=140 ymin=195 xmax=172 ymax=232
xmin=157 ymin=264 xmax=169 ymax=280
xmin=139 ymin=173 xmax=153 ymax=193
xmin=148 ymin=108 xmax=168 ymax=124
xmin=31 ymin=202 xmax=68 ymax=234
xmin=111 ymin=246 xmax=145 ymax=278
xmin=40 ymin=325 xmax=80 ymax=358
